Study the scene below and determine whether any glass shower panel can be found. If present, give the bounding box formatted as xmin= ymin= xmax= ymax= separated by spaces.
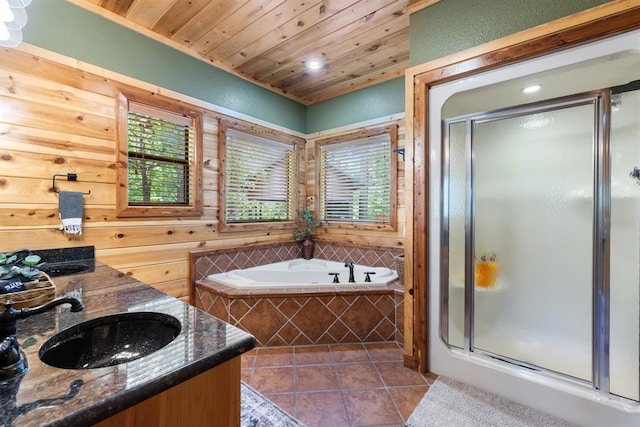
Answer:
xmin=472 ymin=104 xmax=594 ymax=381
xmin=610 ymin=88 xmax=640 ymax=401
xmin=445 ymin=120 xmax=466 ymax=348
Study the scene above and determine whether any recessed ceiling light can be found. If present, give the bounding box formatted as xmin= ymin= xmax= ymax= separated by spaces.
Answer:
xmin=522 ymin=84 xmax=542 ymax=94
xmin=306 ymin=60 xmax=323 ymax=70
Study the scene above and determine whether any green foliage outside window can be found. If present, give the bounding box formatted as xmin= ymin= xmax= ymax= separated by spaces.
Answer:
xmin=127 ymin=112 xmax=192 ymax=206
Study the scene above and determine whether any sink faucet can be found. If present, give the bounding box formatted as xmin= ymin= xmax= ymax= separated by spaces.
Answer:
xmin=0 ymin=297 xmax=84 ymax=381
xmin=344 ymin=262 xmax=355 ymax=283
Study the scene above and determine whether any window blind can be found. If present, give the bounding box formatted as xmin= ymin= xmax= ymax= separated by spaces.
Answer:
xmin=127 ymin=102 xmax=195 ymax=206
xmin=319 ymin=134 xmax=391 ymax=222
xmin=225 ymin=128 xmax=295 ymax=222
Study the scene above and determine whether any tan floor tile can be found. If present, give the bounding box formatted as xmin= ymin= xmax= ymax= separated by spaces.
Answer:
xmin=264 ymin=393 xmax=296 ymax=418
xmin=336 ymin=362 xmax=384 ymax=390
xmin=254 ymin=346 xmax=294 ymax=367
xmin=330 ymin=343 xmax=371 ymax=363
xmin=295 ymin=391 xmax=350 ymax=427
xmin=342 ymin=389 xmax=403 ymax=426
xmin=295 ymin=345 xmax=333 ymax=365
xmin=376 ymin=361 xmax=430 ymax=387
xmin=388 ymin=385 xmax=429 ymax=421
xmin=296 ymin=365 xmax=340 ymax=392
xmin=365 ymin=342 xmax=404 ymax=362
xmin=251 ymin=366 xmax=294 ymax=393
xmin=241 ymin=368 xmax=252 ymax=383
xmin=241 ymin=353 xmax=256 ymax=368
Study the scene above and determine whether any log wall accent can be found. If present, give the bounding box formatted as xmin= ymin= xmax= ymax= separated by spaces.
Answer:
xmin=0 ymin=44 xmax=406 ymax=304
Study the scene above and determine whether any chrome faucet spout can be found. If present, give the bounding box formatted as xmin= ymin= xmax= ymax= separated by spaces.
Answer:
xmin=344 ymin=262 xmax=355 ymax=283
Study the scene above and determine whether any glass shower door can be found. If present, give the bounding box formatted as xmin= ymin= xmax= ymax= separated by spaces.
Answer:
xmin=610 ymin=87 xmax=640 ymax=400
xmin=471 ymin=101 xmax=596 ymax=381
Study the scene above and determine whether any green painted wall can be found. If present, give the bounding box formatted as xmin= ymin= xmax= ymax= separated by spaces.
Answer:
xmin=305 ymin=77 xmax=405 ymax=134
xmin=410 ymin=0 xmax=611 ymax=66
xmin=23 ymin=0 xmax=307 ymax=133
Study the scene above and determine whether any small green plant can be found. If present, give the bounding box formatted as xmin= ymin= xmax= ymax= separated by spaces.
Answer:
xmin=0 ymin=250 xmax=43 ymax=282
xmin=293 ymin=205 xmax=325 ymax=241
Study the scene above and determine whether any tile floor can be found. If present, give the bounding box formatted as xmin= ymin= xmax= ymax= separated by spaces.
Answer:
xmin=241 ymin=342 xmax=437 ymax=427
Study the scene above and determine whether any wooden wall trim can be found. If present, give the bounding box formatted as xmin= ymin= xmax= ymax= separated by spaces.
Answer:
xmin=404 ymin=0 xmax=441 ymax=16
xmin=405 ymin=0 xmax=640 ymax=372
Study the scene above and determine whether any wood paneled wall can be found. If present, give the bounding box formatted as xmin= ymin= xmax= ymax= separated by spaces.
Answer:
xmin=0 ymin=45 xmax=406 ymax=303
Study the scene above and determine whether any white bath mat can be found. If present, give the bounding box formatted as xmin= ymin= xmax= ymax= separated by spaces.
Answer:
xmin=407 ymin=376 xmax=576 ymax=427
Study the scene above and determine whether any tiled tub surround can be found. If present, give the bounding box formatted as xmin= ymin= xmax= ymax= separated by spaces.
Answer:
xmin=1 ymin=262 xmax=256 ymax=426
xmin=191 ymin=242 xmax=404 ymax=346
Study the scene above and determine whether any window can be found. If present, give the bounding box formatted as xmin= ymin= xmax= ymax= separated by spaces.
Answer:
xmin=219 ymin=118 xmax=302 ymax=231
xmin=316 ymin=125 xmax=397 ymax=230
xmin=116 ymin=90 xmax=203 ymax=217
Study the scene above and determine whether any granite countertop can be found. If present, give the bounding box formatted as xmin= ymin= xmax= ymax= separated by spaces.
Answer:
xmin=0 ymin=262 xmax=257 ymax=426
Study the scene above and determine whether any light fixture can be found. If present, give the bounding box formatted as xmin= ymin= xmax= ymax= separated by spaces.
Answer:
xmin=0 ymin=0 xmax=31 ymax=48
xmin=522 ymin=84 xmax=542 ymax=94
xmin=306 ymin=60 xmax=323 ymax=71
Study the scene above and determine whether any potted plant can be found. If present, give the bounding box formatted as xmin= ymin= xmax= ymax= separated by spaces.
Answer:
xmin=293 ymin=205 xmax=324 ymax=260
xmin=0 ymin=250 xmax=43 ymax=294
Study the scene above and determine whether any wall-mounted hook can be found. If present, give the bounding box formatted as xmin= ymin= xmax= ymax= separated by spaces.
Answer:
xmin=52 ymin=173 xmax=91 ymax=195
xmin=393 ymin=148 xmax=405 ymax=161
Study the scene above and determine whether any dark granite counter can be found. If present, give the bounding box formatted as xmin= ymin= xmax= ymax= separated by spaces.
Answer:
xmin=0 ymin=262 xmax=257 ymax=426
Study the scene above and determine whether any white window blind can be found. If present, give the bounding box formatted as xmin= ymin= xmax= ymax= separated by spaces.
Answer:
xmin=127 ymin=102 xmax=195 ymax=206
xmin=319 ymin=134 xmax=392 ymax=222
xmin=225 ymin=128 xmax=295 ymax=222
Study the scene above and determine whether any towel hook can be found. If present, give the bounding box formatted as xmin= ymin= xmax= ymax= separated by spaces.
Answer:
xmin=52 ymin=173 xmax=91 ymax=195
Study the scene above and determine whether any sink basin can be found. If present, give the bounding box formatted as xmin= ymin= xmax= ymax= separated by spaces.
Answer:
xmin=39 ymin=261 xmax=94 ymax=277
xmin=39 ymin=312 xmax=181 ymax=369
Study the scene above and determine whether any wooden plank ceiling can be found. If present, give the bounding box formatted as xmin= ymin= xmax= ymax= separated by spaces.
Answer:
xmin=69 ymin=0 xmax=426 ymax=105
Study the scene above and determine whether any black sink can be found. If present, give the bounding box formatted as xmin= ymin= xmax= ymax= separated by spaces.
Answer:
xmin=39 ymin=312 xmax=181 ymax=369
xmin=39 ymin=260 xmax=95 ymax=278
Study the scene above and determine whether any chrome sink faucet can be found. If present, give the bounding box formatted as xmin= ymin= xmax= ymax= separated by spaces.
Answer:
xmin=344 ymin=262 xmax=355 ymax=283
xmin=0 ymin=297 xmax=84 ymax=381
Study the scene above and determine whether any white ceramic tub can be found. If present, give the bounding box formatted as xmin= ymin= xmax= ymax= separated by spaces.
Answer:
xmin=206 ymin=259 xmax=398 ymax=289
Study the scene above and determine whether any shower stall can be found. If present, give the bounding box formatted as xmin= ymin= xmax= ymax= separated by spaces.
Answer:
xmin=429 ymin=29 xmax=640 ymax=426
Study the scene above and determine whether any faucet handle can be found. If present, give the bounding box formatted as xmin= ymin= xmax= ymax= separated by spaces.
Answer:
xmin=364 ymin=272 xmax=376 ymax=282
xmin=328 ymin=272 xmax=340 ymax=283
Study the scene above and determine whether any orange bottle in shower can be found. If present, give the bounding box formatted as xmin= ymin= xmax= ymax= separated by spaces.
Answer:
xmin=475 ymin=254 xmax=498 ymax=288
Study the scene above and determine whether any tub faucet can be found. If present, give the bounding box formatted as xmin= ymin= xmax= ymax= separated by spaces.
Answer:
xmin=0 ymin=297 xmax=84 ymax=381
xmin=344 ymin=262 xmax=355 ymax=283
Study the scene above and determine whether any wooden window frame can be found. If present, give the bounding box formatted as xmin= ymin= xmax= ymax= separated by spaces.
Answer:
xmin=116 ymin=89 xmax=203 ymax=218
xmin=315 ymin=124 xmax=398 ymax=232
xmin=218 ymin=117 xmax=304 ymax=233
